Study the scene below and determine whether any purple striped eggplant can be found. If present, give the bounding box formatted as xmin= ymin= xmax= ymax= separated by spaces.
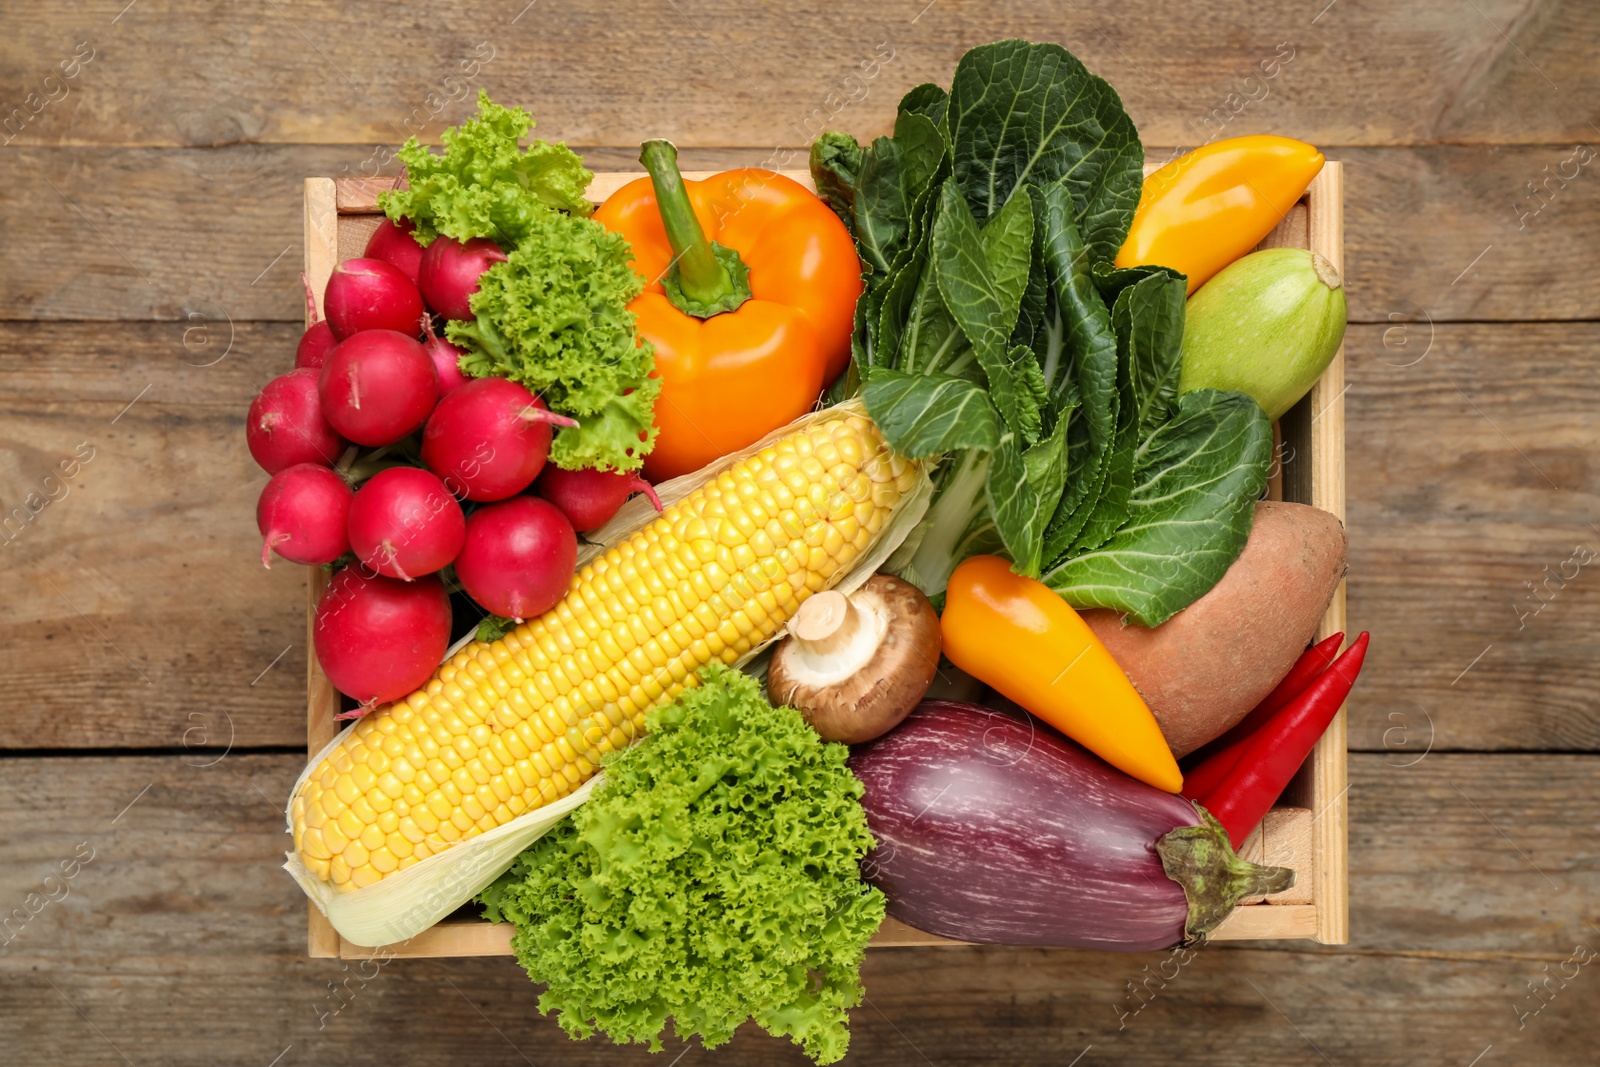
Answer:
xmin=849 ymin=701 xmax=1292 ymax=951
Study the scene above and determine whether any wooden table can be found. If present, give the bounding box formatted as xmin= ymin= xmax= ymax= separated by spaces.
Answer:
xmin=3 ymin=3 xmax=1596 ymax=1064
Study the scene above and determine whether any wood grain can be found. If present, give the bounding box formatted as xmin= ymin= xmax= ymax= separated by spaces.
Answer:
xmin=1304 ymin=162 xmax=1348 ymax=944
xmin=8 ymin=144 xmax=1599 ymax=324
xmin=1 ymin=753 xmax=1594 ymax=1066
xmin=5 ymin=320 xmax=1597 ymax=752
xmin=1342 ymin=320 xmax=1600 ymax=753
xmin=0 ymin=321 xmax=307 ymax=750
xmin=2 ymin=1 xmax=1595 ymax=150
xmin=2 ymin=4 xmax=1594 ymax=1061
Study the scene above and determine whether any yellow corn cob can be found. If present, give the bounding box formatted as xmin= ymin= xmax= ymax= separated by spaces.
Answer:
xmin=291 ymin=408 xmax=920 ymax=891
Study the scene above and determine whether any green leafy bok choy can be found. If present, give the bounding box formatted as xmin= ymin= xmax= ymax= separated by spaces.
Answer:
xmin=812 ymin=39 xmax=1270 ymax=625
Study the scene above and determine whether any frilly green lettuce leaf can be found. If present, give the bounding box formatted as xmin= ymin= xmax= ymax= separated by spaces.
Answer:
xmin=380 ymin=91 xmax=593 ymax=245
xmin=441 ymin=182 xmax=657 ymax=472
xmin=477 ymin=666 xmax=882 ymax=1065
xmin=381 ymin=92 xmax=654 ymax=472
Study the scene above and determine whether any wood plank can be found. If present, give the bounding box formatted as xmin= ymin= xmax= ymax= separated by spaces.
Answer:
xmin=1341 ymin=320 xmax=1600 ymax=753
xmin=0 ymin=321 xmax=308 ymax=749
xmin=1 ymin=753 xmax=1595 ymax=1066
xmin=7 ymin=144 xmax=1599 ymax=323
xmin=302 ymin=179 xmax=341 ymax=780
xmin=5 ymin=319 xmax=1599 ymax=751
xmin=1304 ymin=162 xmax=1348 ymax=945
xmin=0 ymin=143 xmax=758 ymax=324
xmin=3 ymin=1 xmax=1596 ymax=150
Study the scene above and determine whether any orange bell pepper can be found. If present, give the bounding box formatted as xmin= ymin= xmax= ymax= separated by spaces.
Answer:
xmin=1114 ymin=135 xmax=1324 ymax=295
xmin=594 ymin=141 xmax=861 ymax=481
xmin=940 ymin=555 xmax=1182 ymax=793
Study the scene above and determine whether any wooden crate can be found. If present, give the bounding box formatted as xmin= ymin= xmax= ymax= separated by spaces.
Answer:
xmin=303 ymin=162 xmax=1347 ymax=958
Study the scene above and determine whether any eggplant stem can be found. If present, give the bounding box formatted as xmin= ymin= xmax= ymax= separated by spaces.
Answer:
xmin=1156 ymin=805 xmax=1295 ymax=943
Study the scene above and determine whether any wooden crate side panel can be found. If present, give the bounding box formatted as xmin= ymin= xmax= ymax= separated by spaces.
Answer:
xmin=1305 ymin=162 xmax=1349 ymax=945
xmin=337 ymin=215 xmax=384 ymax=261
xmin=303 ymin=177 xmax=343 ymax=961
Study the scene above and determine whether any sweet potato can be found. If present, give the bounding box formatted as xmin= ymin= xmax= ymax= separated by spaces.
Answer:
xmin=1083 ymin=500 xmax=1347 ymax=757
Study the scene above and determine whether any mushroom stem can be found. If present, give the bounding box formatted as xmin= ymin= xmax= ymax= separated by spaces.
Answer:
xmin=790 ymin=590 xmax=862 ymax=655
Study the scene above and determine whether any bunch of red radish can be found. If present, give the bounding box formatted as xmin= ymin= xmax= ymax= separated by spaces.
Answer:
xmin=247 ymin=218 xmax=662 ymax=714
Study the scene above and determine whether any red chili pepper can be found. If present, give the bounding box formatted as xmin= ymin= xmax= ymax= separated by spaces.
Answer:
xmin=1199 ymin=632 xmax=1370 ymax=849
xmin=1181 ymin=632 xmax=1344 ymax=799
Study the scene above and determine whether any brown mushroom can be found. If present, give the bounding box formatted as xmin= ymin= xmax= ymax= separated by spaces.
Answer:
xmin=767 ymin=574 xmax=942 ymax=744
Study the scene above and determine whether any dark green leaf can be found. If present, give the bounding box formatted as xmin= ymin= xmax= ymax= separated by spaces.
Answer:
xmin=931 ymin=181 xmax=1040 ymax=440
xmin=1073 ymin=269 xmax=1188 ymax=551
xmin=851 ymin=136 xmax=910 ymax=282
xmin=930 ymin=180 xmax=1006 ymax=355
xmin=984 ymin=432 xmax=1035 ymax=571
xmin=1034 ymin=184 xmax=1118 ymax=406
xmin=898 ymin=260 xmax=968 ymax=376
xmin=1091 ymin=262 xmax=1185 ymax=307
xmin=868 ymin=155 xmax=950 ymax=370
xmin=808 ymin=131 xmax=865 ymax=229
xmin=892 ymin=111 xmax=946 ymax=200
xmin=1011 ymin=186 xmax=1051 ymax=355
xmin=979 ymin=190 xmax=1035 ymax=331
xmin=987 ymin=412 xmax=1073 ymax=577
xmin=1043 ymin=416 xmax=1107 ymax=561
xmin=898 ymin=82 xmax=950 ymax=128
xmin=1043 ymin=390 xmax=1272 ymax=626
xmin=945 ymin=40 xmax=1143 ymax=261
xmin=863 ymin=368 xmax=1003 ymax=458
xmin=1071 ymin=428 xmax=1133 ymax=552
xmin=1034 ymin=183 xmax=1120 ymax=558
xmin=1120 ymin=268 xmax=1189 ymax=439
xmin=1068 ymin=267 xmax=1189 ymax=550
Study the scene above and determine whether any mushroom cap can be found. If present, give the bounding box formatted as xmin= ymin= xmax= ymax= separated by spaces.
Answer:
xmin=768 ymin=574 xmax=942 ymax=744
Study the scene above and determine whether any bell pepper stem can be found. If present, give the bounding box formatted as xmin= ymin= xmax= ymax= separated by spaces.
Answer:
xmin=639 ymin=139 xmax=751 ymax=317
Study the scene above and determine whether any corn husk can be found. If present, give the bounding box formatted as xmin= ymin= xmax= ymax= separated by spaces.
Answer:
xmin=285 ymin=400 xmax=932 ymax=947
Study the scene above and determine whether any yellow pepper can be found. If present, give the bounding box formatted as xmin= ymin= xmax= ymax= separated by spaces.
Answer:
xmin=940 ymin=556 xmax=1182 ymax=793
xmin=1114 ymin=135 xmax=1324 ymax=295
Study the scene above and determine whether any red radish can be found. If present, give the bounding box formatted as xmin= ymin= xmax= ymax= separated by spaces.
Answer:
xmin=323 ymin=257 xmax=426 ymax=340
xmin=454 ymin=496 xmax=577 ymax=619
xmin=346 ymin=466 xmax=465 ymax=580
xmin=247 ymin=368 xmax=348 ymax=473
xmin=421 ymin=378 xmax=577 ymax=501
xmin=295 ymin=321 xmax=338 ymax=370
xmin=313 ymin=567 xmax=451 ymax=712
xmin=364 ymin=217 xmax=425 ymax=284
xmin=417 ymin=236 xmax=507 ymax=321
xmin=295 ymin=272 xmax=338 ymax=369
xmin=256 ymin=463 xmax=352 ymax=567
xmin=422 ymin=317 xmax=473 ymax=395
xmin=536 ymin=465 xmax=663 ymax=532
xmin=318 ymin=330 xmax=440 ymax=446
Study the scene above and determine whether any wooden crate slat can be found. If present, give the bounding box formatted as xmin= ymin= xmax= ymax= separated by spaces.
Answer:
xmin=1304 ymin=162 xmax=1349 ymax=945
xmin=303 ymin=176 xmax=345 ymax=960
xmin=336 ymin=811 xmax=1318 ymax=957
